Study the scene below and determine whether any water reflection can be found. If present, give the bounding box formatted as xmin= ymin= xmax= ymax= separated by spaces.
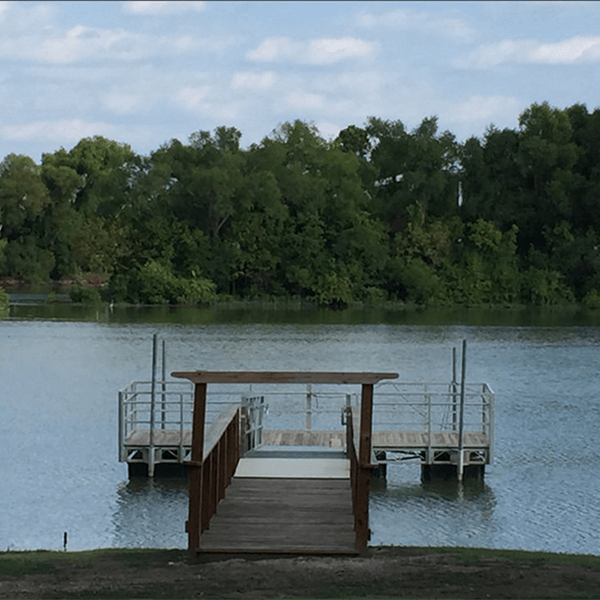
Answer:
xmin=370 ymin=464 xmax=497 ymax=549
xmin=9 ymin=302 xmax=600 ymax=327
xmin=112 ymin=477 xmax=188 ymax=549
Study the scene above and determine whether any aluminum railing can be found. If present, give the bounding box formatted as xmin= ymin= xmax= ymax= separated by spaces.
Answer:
xmin=118 ymin=379 xmax=494 ymax=475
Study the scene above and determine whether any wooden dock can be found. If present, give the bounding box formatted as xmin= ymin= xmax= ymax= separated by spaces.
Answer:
xmin=118 ymin=345 xmax=495 ymax=556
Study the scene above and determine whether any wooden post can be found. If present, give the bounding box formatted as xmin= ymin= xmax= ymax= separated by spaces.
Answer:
xmin=356 ymin=382 xmax=374 ymax=553
xmin=187 ymin=382 xmax=207 ymax=552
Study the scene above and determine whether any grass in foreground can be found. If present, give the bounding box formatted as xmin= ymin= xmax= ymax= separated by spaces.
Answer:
xmin=2 ymin=546 xmax=600 ymax=599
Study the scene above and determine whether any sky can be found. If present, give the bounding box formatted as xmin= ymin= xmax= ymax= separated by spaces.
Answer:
xmin=1 ymin=0 xmax=600 ymax=163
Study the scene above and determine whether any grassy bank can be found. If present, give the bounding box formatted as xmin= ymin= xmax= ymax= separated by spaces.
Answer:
xmin=2 ymin=546 xmax=600 ymax=599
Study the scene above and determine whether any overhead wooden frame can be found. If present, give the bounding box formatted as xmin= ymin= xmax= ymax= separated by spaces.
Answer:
xmin=171 ymin=371 xmax=398 ymax=385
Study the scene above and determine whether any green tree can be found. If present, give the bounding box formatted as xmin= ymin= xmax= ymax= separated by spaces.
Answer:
xmin=0 ymin=154 xmax=50 ymax=237
xmin=366 ymin=116 xmax=460 ymax=234
xmin=0 ymin=154 xmax=53 ymax=280
xmin=40 ymin=139 xmax=137 ymax=279
xmin=516 ymin=102 xmax=578 ymax=251
xmin=256 ymin=120 xmax=387 ymax=302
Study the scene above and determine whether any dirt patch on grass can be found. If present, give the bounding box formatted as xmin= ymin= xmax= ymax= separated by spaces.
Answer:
xmin=2 ymin=546 xmax=600 ymax=599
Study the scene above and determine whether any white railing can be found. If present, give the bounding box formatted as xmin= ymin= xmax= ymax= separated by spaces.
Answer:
xmin=118 ymin=379 xmax=494 ymax=469
xmin=373 ymin=381 xmax=495 ymax=463
xmin=374 ymin=382 xmax=493 ymax=431
xmin=118 ymin=381 xmax=360 ymax=461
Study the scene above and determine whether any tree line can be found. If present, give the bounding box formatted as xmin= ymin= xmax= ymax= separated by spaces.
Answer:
xmin=1 ymin=101 xmax=600 ymax=308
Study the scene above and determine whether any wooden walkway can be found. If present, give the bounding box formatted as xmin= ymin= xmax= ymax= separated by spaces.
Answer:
xmin=198 ymin=455 xmax=356 ymax=554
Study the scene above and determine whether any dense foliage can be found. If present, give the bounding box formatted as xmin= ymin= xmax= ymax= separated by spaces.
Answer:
xmin=2 ymin=101 xmax=600 ymax=307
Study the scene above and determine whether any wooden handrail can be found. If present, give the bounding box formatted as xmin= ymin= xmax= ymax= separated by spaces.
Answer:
xmin=186 ymin=403 xmax=240 ymax=549
xmin=203 ymin=404 xmax=239 ymax=456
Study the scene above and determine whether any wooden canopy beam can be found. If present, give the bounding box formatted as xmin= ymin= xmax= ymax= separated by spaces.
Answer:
xmin=172 ymin=371 xmax=398 ymax=385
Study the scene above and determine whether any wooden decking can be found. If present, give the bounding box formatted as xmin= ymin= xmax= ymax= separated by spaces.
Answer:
xmin=197 ymin=456 xmax=356 ymax=555
xmin=124 ymin=428 xmax=490 ymax=462
xmin=261 ymin=429 xmax=490 ymax=450
xmin=125 ymin=429 xmax=488 ymax=450
xmin=373 ymin=430 xmax=489 ymax=448
xmin=125 ymin=430 xmax=192 ymax=446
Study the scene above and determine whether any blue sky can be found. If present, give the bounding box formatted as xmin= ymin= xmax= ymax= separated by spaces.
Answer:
xmin=1 ymin=0 xmax=599 ymax=162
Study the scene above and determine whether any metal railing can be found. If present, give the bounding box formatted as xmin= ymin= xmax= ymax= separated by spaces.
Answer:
xmin=119 ymin=379 xmax=494 ymax=476
xmin=118 ymin=380 xmax=193 ymax=461
xmin=373 ymin=381 xmax=494 ymax=435
xmin=373 ymin=381 xmax=495 ymax=474
xmin=118 ymin=382 xmax=360 ymax=460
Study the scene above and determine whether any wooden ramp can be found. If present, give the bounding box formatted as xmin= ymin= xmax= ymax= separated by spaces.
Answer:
xmin=197 ymin=456 xmax=357 ymax=555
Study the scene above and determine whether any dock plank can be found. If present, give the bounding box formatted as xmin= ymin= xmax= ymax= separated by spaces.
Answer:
xmin=126 ymin=429 xmax=489 ymax=450
xmin=198 ymin=476 xmax=357 ymax=555
xmin=261 ymin=429 xmax=490 ymax=449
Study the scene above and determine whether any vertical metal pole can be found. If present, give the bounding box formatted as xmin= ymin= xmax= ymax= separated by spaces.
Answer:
xmin=161 ymin=339 xmax=166 ymax=429
xmin=457 ymin=339 xmax=467 ymax=481
xmin=149 ymin=334 xmax=157 ymax=477
xmin=452 ymin=347 xmax=458 ymax=431
xmin=306 ymin=384 xmax=312 ymax=430
xmin=118 ymin=390 xmax=124 ymax=462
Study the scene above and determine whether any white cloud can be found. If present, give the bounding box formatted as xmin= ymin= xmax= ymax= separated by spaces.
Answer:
xmin=103 ymin=91 xmax=147 ymax=115
xmin=285 ymin=91 xmax=324 ymax=110
xmin=246 ymin=37 xmax=300 ymax=62
xmin=175 ymin=86 xmax=212 ymax=111
xmin=0 ymin=23 xmax=207 ymax=64
xmin=462 ymin=35 xmax=600 ymax=68
xmin=173 ymin=83 xmax=242 ymax=121
xmin=247 ymin=36 xmax=376 ymax=64
xmin=357 ymin=8 xmax=474 ymax=42
xmin=314 ymin=120 xmax=343 ymax=142
xmin=0 ymin=1 xmax=10 ymax=22
xmin=39 ymin=25 xmax=140 ymax=64
xmin=2 ymin=119 xmax=121 ymax=143
xmin=123 ymin=1 xmax=206 ymax=15
xmin=307 ymin=38 xmax=376 ymax=65
xmin=231 ymin=71 xmax=276 ymax=90
xmin=532 ymin=36 xmax=600 ymax=63
xmin=448 ymin=95 xmax=521 ymax=123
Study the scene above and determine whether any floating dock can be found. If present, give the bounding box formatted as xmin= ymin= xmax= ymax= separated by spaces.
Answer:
xmin=117 ymin=341 xmax=494 ymax=555
xmin=119 ymin=381 xmax=493 ymax=479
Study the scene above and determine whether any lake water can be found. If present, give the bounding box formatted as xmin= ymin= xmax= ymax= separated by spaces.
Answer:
xmin=2 ymin=303 xmax=600 ymax=555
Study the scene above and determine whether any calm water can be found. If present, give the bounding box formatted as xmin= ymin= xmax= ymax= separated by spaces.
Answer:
xmin=2 ymin=303 xmax=600 ymax=555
